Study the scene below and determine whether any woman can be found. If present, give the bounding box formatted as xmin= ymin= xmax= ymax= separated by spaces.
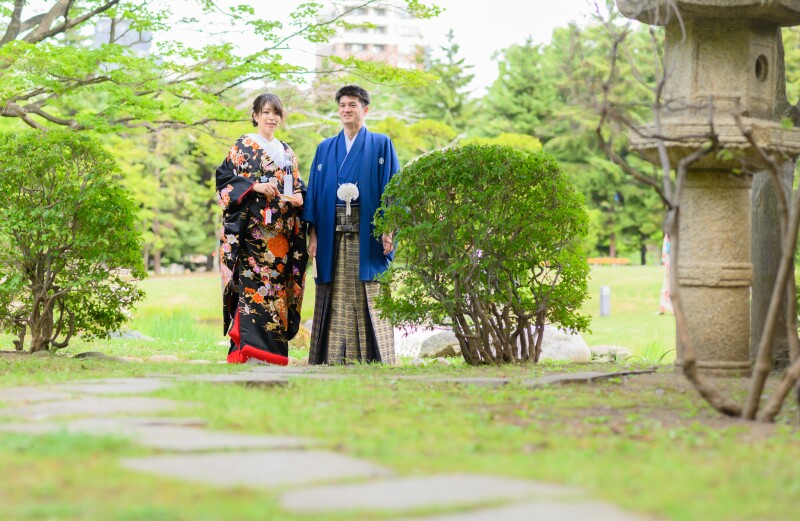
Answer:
xmin=216 ymin=93 xmax=308 ymax=365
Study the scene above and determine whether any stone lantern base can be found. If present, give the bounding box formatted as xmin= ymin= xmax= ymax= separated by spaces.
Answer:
xmin=675 ymin=171 xmax=753 ymax=377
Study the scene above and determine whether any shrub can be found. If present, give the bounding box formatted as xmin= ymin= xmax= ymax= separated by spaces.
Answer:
xmin=0 ymin=130 xmax=146 ymax=352
xmin=375 ymin=144 xmax=590 ymax=365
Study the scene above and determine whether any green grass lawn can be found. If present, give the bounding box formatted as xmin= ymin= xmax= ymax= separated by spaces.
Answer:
xmin=0 ymin=357 xmax=798 ymax=521
xmin=44 ymin=264 xmax=675 ymax=363
xmin=1 ymin=267 xmax=799 ymax=521
xmin=583 ymin=266 xmax=676 ymax=363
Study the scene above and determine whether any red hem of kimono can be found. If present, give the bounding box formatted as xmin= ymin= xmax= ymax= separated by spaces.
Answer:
xmin=227 ymin=349 xmax=247 ymax=364
xmin=226 ymin=307 xmax=288 ymax=366
xmin=242 ymin=344 xmax=288 ymax=366
xmin=237 ymin=184 xmax=254 ymax=205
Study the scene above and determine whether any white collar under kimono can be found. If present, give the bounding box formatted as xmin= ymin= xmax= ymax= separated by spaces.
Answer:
xmin=344 ymin=130 xmax=359 ymax=153
xmin=247 ymin=133 xmax=286 ymax=168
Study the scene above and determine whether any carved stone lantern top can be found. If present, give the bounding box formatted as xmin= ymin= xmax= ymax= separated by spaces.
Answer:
xmin=618 ymin=0 xmax=800 ymax=25
xmin=617 ymin=0 xmax=800 ymax=168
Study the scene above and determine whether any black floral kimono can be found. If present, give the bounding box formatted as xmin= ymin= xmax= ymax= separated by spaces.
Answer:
xmin=216 ymin=134 xmax=308 ymax=365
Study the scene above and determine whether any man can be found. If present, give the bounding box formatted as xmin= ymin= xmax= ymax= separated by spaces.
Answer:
xmin=305 ymin=85 xmax=399 ymax=365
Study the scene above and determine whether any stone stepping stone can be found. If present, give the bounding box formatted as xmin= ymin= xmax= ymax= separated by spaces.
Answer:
xmin=386 ymin=500 xmax=653 ymax=520
xmin=121 ymin=450 xmax=392 ymax=488
xmin=178 ymin=373 xmax=290 ymax=387
xmin=0 ymin=422 xmax=65 ymax=435
xmin=0 ymin=418 xmax=316 ymax=452
xmin=283 ymin=373 xmax=347 ymax=381
xmin=390 ymin=376 xmax=510 ymax=387
xmin=0 ymin=387 xmax=75 ymax=404
xmin=246 ymin=366 xmax=319 ymax=374
xmin=0 ymin=396 xmax=182 ymax=420
xmin=52 ymin=378 xmax=173 ymax=395
xmin=0 ymin=417 xmax=205 ymax=436
xmin=522 ymin=370 xmax=656 ymax=387
xmin=125 ymin=426 xmax=318 ymax=452
xmin=281 ymin=474 xmax=576 ymax=513
xmin=70 ymin=419 xmax=317 ymax=452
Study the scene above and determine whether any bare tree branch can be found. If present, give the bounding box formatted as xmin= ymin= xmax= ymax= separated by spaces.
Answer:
xmin=758 ymin=355 xmax=800 ymax=421
xmin=23 ymin=1 xmax=119 ymax=44
xmin=1 ymin=102 xmax=46 ymax=130
xmin=0 ymin=0 xmax=25 ymax=45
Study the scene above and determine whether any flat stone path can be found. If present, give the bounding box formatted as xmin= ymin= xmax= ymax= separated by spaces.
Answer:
xmin=122 ymin=450 xmax=392 ymax=487
xmin=387 ymin=501 xmax=651 ymax=521
xmin=280 ymin=474 xmax=578 ymax=513
xmin=0 ymin=369 xmax=656 ymax=520
xmin=0 ymin=396 xmax=182 ymax=419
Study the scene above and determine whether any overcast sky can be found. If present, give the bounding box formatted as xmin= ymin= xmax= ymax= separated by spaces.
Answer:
xmin=417 ymin=0 xmax=600 ymax=94
xmin=176 ymin=0 xmax=603 ymax=95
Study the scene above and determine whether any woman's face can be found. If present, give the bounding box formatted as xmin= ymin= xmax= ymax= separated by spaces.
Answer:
xmin=253 ymin=103 xmax=283 ymax=139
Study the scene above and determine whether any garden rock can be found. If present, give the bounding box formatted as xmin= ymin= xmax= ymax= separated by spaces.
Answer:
xmin=539 ymin=325 xmax=591 ymax=363
xmin=419 ymin=331 xmax=461 ymax=358
xmin=188 ymin=359 xmax=212 ymax=364
xmin=110 ymin=330 xmax=154 ymax=341
xmin=394 ymin=327 xmax=447 ymax=358
xmin=590 ymin=345 xmax=632 ymax=360
xmin=409 ymin=358 xmax=426 ymax=367
xmin=432 ymin=357 xmax=451 ymax=366
xmin=72 ymin=351 xmax=129 ymax=362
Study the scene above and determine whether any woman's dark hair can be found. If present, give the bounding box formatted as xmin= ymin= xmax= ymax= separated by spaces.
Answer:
xmin=335 ymin=85 xmax=370 ymax=107
xmin=251 ymin=93 xmax=285 ymax=127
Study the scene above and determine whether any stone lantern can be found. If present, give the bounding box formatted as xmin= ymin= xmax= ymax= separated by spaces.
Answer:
xmin=616 ymin=0 xmax=800 ymax=376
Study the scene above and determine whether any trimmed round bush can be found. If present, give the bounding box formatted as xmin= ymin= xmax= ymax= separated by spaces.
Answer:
xmin=375 ymin=144 xmax=590 ymax=365
xmin=0 ymin=130 xmax=146 ymax=352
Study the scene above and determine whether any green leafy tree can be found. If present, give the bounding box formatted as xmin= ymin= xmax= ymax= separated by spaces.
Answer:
xmin=0 ymin=129 xmax=145 ymax=352
xmin=371 ymin=116 xmax=458 ymax=164
xmin=375 ymin=145 xmax=590 ymax=365
xmin=107 ymin=128 xmax=222 ymax=273
xmin=480 ymin=21 xmax=664 ymax=260
xmin=0 ymin=0 xmax=439 ymax=132
xmin=413 ymin=29 xmax=476 ymax=131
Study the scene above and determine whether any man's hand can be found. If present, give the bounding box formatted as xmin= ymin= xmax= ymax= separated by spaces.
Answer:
xmin=308 ymin=228 xmax=317 ymax=257
xmin=382 ymin=233 xmax=394 ymax=255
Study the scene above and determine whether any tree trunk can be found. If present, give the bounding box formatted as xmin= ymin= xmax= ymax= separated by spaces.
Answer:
xmin=29 ymin=302 xmax=53 ymax=353
xmin=150 ymin=133 xmax=162 ymax=276
xmin=153 ymin=248 xmax=162 ymax=276
xmin=609 ymin=231 xmax=617 ymax=258
xmin=640 ymin=238 xmax=647 ymax=266
xmin=750 ymin=162 xmax=793 ymax=369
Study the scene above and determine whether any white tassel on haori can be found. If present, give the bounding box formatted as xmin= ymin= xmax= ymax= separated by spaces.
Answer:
xmin=337 ymin=183 xmax=359 ymax=216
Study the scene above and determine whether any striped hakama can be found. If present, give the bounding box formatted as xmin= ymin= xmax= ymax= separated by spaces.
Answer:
xmin=309 ymin=206 xmax=395 ymax=365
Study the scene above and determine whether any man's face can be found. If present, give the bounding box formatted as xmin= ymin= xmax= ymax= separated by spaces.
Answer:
xmin=338 ymin=95 xmax=369 ymax=128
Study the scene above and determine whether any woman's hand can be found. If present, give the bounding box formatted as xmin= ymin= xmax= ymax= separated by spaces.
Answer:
xmin=253 ymin=182 xmax=279 ymax=198
xmin=289 ymin=189 xmax=303 ymax=208
xmin=308 ymin=228 xmax=317 ymax=257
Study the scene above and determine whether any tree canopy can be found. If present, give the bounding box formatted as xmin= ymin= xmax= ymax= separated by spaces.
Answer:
xmin=0 ymin=0 xmax=439 ymax=132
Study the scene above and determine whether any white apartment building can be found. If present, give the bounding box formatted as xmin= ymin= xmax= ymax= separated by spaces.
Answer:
xmin=316 ymin=2 xmax=425 ymax=70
